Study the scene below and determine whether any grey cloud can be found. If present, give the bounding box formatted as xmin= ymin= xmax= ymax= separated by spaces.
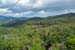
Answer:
xmin=0 ymin=0 xmax=75 ymax=17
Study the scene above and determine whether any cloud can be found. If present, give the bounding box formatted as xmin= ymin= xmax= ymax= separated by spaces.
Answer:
xmin=0 ymin=0 xmax=75 ymax=17
xmin=0 ymin=8 xmax=12 ymax=15
xmin=0 ymin=8 xmax=33 ymax=17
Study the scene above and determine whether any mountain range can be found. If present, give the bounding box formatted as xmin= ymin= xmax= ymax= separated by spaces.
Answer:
xmin=0 ymin=13 xmax=75 ymax=27
xmin=0 ymin=13 xmax=75 ymax=50
xmin=0 ymin=15 xmax=28 ymax=25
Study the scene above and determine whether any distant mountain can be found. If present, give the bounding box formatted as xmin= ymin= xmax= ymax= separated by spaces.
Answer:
xmin=48 ymin=13 xmax=75 ymax=18
xmin=1 ymin=13 xmax=75 ymax=27
xmin=59 ymin=13 xmax=75 ymax=17
xmin=0 ymin=15 xmax=29 ymax=20
xmin=27 ymin=17 xmax=43 ymax=21
xmin=0 ymin=15 xmax=29 ymax=26
xmin=0 ymin=15 xmax=16 ymax=25
xmin=0 ymin=15 xmax=15 ymax=21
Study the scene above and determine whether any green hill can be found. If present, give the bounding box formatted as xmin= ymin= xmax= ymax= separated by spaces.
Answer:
xmin=0 ymin=13 xmax=75 ymax=50
xmin=2 ymin=13 xmax=75 ymax=27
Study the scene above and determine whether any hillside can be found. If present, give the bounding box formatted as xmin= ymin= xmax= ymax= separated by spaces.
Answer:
xmin=0 ymin=15 xmax=28 ymax=26
xmin=2 ymin=13 xmax=75 ymax=27
xmin=0 ymin=15 xmax=16 ymax=25
xmin=0 ymin=13 xmax=75 ymax=50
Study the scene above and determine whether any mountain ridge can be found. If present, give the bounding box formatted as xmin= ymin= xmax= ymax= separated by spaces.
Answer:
xmin=1 ymin=13 xmax=75 ymax=27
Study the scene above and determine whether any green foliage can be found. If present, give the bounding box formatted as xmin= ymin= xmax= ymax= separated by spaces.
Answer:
xmin=0 ymin=13 xmax=75 ymax=50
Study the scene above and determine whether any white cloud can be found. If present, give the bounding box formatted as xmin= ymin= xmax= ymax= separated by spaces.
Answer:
xmin=36 ymin=11 xmax=49 ymax=17
xmin=0 ymin=0 xmax=63 ymax=8
xmin=13 ymin=11 xmax=33 ymax=17
xmin=17 ymin=0 xmax=62 ymax=8
xmin=0 ymin=8 xmax=12 ymax=14
xmin=0 ymin=8 xmax=75 ymax=17
xmin=0 ymin=8 xmax=33 ymax=17
xmin=0 ymin=0 xmax=74 ymax=9
xmin=0 ymin=0 xmax=18 ymax=6
xmin=17 ymin=0 xmax=32 ymax=7
xmin=0 ymin=0 xmax=75 ymax=17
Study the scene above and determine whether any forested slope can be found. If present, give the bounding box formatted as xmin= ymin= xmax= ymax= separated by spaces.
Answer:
xmin=0 ymin=13 xmax=75 ymax=50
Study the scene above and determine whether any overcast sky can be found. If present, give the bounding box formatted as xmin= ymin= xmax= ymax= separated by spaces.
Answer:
xmin=0 ymin=0 xmax=75 ymax=17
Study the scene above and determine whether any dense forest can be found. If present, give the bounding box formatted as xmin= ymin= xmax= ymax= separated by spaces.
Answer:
xmin=0 ymin=13 xmax=75 ymax=50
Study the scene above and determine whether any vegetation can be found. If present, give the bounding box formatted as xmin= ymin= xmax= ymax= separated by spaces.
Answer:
xmin=0 ymin=13 xmax=75 ymax=50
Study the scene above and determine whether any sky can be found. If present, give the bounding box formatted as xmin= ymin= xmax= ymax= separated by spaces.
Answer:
xmin=0 ymin=0 xmax=75 ymax=17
